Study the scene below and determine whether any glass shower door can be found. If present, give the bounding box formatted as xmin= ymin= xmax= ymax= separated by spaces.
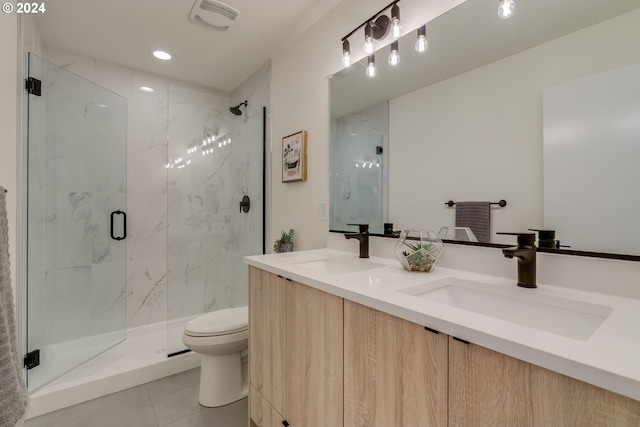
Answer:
xmin=166 ymin=87 xmax=264 ymax=355
xmin=26 ymin=53 xmax=127 ymax=390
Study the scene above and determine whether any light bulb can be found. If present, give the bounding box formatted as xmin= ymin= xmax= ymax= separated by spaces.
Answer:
xmin=498 ymin=0 xmax=515 ymax=19
xmin=364 ymin=22 xmax=375 ymax=55
xmin=390 ymin=3 xmax=402 ymax=39
xmin=366 ymin=55 xmax=377 ymax=78
xmin=388 ymin=50 xmax=400 ymax=66
xmin=388 ymin=41 xmax=400 ymax=66
xmin=415 ymin=25 xmax=428 ymax=53
xmin=391 ymin=19 xmax=402 ymax=39
xmin=364 ymin=37 xmax=375 ymax=55
xmin=342 ymin=51 xmax=351 ymax=68
xmin=415 ymin=36 xmax=428 ymax=53
xmin=341 ymin=39 xmax=351 ymax=68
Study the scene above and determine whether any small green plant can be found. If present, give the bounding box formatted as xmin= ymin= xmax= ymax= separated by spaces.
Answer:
xmin=273 ymin=229 xmax=295 ymax=253
xmin=401 ymin=241 xmax=437 ymax=271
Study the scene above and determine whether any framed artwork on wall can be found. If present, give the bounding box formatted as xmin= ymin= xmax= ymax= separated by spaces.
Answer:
xmin=282 ymin=130 xmax=307 ymax=182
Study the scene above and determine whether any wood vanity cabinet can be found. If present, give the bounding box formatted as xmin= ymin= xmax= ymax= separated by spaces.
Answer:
xmin=248 ymin=267 xmax=343 ymax=427
xmin=250 ymin=385 xmax=284 ymax=427
xmin=249 ymin=266 xmax=640 ymax=427
xmin=448 ymin=336 xmax=640 ymax=427
xmin=343 ymin=300 xmax=449 ymax=427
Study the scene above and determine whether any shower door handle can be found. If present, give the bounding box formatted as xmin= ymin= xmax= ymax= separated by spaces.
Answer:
xmin=110 ymin=210 xmax=127 ymax=241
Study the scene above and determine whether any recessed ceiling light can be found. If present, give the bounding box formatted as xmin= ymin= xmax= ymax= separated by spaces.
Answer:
xmin=152 ymin=50 xmax=172 ymax=60
xmin=139 ymin=86 xmax=154 ymax=93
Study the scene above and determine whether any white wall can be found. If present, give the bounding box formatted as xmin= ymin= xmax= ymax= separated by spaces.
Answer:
xmin=270 ymin=0 xmax=465 ymax=251
xmin=0 ymin=11 xmax=18 ymax=294
xmin=389 ymin=9 xmax=640 ymax=245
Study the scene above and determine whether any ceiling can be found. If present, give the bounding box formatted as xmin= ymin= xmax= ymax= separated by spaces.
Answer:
xmin=34 ymin=0 xmax=343 ymax=92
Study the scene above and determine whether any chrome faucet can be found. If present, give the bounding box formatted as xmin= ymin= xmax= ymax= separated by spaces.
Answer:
xmin=498 ymin=232 xmax=537 ymax=288
xmin=345 ymin=224 xmax=369 ymax=258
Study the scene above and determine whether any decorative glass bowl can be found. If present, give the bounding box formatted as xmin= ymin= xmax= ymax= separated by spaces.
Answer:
xmin=394 ymin=229 xmax=445 ymax=272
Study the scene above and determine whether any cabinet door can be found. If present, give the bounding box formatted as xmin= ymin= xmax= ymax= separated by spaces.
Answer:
xmin=286 ymin=280 xmax=344 ymax=427
xmin=250 ymin=385 xmax=285 ymax=427
xmin=249 ymin=267 xmax=286 ymax=414
xmin=449 ymin=337 xmax=640 ymax=427
xmin=448 ymin=337 xmax=533 ymax=427
xmin=531 ymin=363 xmax=640 ymax=426
xmin=344 ymin=301 xmax=448 ymax=427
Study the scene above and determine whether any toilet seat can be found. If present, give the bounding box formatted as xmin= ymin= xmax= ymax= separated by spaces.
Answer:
xmin=184 ymin=306 xmax=248 ymax=337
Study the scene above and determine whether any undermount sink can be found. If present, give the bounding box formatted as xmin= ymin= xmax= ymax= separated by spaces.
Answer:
xmin=400 ymin=278 xmax=612 ymax=340
xmin=293 ymin=255 xmax=385 ymax=275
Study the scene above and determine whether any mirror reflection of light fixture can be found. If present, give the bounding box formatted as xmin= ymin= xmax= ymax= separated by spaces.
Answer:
xmin=498 ymin=0 xmax=515 ymax=19
xmin=388 ymin=40 xmax=400 ymax=66
xmin=415 ymin=25 xmax=428 ymax=53
xmin=366 ymin=54 xmax=377 ymax=78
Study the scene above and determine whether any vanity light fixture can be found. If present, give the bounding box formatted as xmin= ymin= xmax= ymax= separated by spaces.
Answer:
xmin=341 ymin=39 xmax=351 ymax=68
xmin=498 ymin=0 xmax=516 ymax=19
xmin=340 ymin=0 xmax=398 ymax=71
xmin=388 ymin=40 xmax=400 ymax=66
xmin=390 ymin=3 xmax=402 ymax=39
xmin=139 ymin=86 xmax=154 ymax=93
xmin=152 ymin=50 xmax=172 ymax=60
xmin=415 ymin=25 xmax=428 ymax=53
xmin=366 ymin=55 xmax=377 ymax=78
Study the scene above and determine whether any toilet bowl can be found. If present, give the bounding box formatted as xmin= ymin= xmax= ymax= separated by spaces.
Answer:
xmin=182 ymin=306 xmax=248 ymax=407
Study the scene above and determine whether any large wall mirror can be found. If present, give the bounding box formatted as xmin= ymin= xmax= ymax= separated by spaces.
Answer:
xmin=329 ymin=0 xmax=640 ymax=257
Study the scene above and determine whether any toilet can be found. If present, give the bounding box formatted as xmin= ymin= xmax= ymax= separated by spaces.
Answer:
xmin=182 ymin=306 xmax=249 ymax=407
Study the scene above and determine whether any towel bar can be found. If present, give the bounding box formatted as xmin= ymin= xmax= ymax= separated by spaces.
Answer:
xmin=445 ymin=199 xmax=507 ymax=207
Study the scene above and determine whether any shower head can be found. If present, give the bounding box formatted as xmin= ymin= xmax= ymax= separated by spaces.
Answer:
xmin=230 ymin=100 xmax=247 ymax=116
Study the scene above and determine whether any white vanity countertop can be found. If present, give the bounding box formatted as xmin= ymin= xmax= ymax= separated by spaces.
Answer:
xmin=245 ymin=248 xmax=640 ymax=401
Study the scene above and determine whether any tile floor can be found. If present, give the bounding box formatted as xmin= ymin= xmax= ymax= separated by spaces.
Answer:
xmin=24 ymin=368 xmax=248 ymax=427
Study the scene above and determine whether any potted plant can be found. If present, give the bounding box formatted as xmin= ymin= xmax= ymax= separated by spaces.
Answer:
xmin=394 ymin=229 xmax=445 ymax=272
xmin=273 ymin=229 xmax=295 ymax=253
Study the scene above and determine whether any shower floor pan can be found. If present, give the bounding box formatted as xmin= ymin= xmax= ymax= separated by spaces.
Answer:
xmin=27 ymin=318 xmax=200 ymax=418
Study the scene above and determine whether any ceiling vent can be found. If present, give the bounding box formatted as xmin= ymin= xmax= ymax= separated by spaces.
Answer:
xmin=190 ymin=0 xmax=240 ymax=31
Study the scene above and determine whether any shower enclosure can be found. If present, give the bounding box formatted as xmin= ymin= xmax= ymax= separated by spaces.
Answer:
xmin=166 ymin=87 xmax=264 ymax=355
xmin=24 ymin=54 xmax=264 ymax=403
xmin=26 ymin=53 xmax=128 ymax=391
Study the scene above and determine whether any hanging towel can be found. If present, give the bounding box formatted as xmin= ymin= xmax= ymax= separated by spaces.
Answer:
xmin=0 ymin=187 xmax=29 ymax=426
xmin=455 ymin=201 xmax=491 ymax=243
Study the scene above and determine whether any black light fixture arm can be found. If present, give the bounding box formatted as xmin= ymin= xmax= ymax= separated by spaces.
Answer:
xmin=341 ymin=0 xmax=401 ymax=42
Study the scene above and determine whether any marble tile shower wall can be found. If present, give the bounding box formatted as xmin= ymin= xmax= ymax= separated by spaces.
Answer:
xmin=330 ymin=101 xmax=389 ymax=232
xmin=167 ymin=87 xmax=234 ymax=322
xmin=40 ymin=47 xmax=264 ymax=329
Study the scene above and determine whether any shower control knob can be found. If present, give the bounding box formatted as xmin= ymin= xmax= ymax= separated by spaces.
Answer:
xmin=239 ymin=195 xmax=250 ymax=213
